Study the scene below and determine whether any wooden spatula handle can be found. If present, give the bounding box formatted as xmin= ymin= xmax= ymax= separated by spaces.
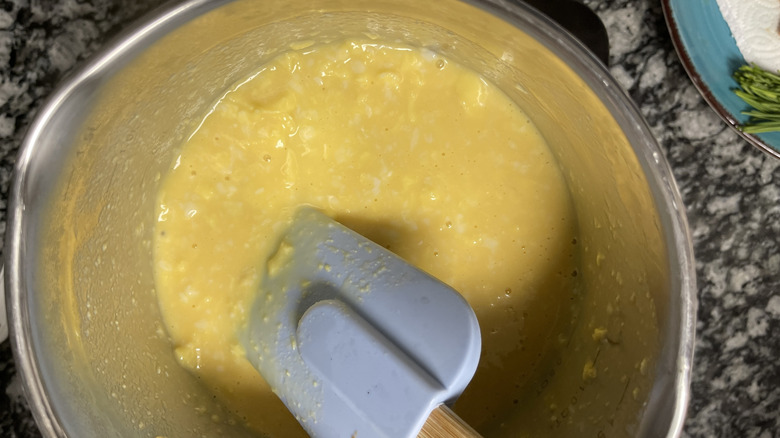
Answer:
xmin=418 ymin=404 xmax=483 ymax=438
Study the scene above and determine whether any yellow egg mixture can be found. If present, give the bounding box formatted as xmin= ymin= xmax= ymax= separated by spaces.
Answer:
xmin=154 ymin=40 xmax=579 ymax=436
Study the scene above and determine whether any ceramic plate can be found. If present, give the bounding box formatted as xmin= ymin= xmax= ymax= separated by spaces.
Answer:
xmin=662 ymin=0 xmax=780 ymax=159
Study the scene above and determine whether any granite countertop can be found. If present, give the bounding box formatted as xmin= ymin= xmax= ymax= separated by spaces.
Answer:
xmin=0 ymin=0 xmax=778 ymax=437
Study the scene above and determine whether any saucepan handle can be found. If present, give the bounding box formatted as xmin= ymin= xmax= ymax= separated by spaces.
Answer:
xmin=519 ymin=0 xmax=610 ymax=65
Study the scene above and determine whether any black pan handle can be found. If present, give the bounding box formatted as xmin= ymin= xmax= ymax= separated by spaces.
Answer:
xmin=518 ymin=0 xmax=610 ymax=65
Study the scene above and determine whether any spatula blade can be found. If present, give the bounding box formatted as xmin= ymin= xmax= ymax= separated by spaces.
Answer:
xmin=244 ymin=207 xmax=481 ymax=438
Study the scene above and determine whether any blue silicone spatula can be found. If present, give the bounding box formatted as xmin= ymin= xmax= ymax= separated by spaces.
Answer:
xmin=243 ymin=207 xmax=482 ymax=438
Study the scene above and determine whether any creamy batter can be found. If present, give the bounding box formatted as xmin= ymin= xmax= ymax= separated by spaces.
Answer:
xmin=154 ymin=40 xmax=579 ymax=436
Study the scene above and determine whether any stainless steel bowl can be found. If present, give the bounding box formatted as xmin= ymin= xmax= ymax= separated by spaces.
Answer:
xmin=5 ymin=0 xmax=696 ymax=436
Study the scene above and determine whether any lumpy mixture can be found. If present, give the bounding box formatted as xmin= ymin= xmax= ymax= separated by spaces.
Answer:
xmin=154 ymin=40 xmax=579 ymax=436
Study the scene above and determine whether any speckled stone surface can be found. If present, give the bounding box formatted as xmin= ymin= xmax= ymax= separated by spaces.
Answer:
xmin=582 ymin=2 xmax=780 ymax=437
xmin=0 ymin=0 xmax=778 ymax=437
